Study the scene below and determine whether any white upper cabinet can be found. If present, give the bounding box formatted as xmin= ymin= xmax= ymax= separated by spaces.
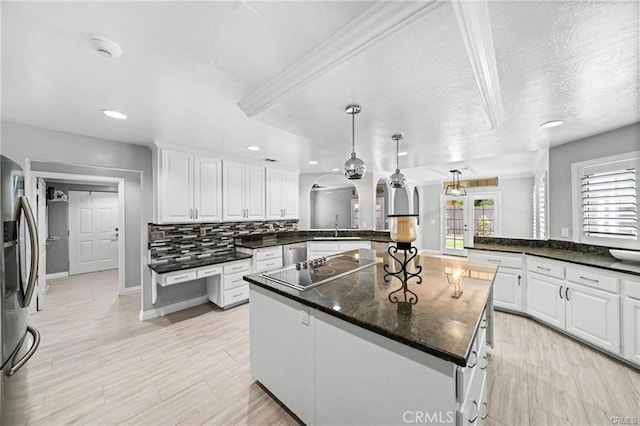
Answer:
xmin=223 ymin=160 xmax=265 ymax=221
xmin=266 ymin=167 xmax=299 ymax=220
xmin=159 ymin=148 xmax=221 ymax=223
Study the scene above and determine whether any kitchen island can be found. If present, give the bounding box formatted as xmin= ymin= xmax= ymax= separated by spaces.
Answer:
xmin=244 ymin=250 xmax=497 ymax=425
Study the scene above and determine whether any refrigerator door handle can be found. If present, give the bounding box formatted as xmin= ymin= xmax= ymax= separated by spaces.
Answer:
xmin=16 ymin=195 xmax=39 ymax=308
xmin=7 ymin=326 xmax=40 ymax=376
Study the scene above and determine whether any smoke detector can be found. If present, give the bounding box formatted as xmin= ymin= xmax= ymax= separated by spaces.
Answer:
xmin=90 ymin=36 xmax=122 ymax=58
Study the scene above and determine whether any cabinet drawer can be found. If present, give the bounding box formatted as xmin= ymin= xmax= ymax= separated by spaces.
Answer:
xmin=255 ymin=246 xmax=283 ymax=262
xmin=255 ymin=258 xmax=283 ymax=273
xmin=224 ymin=285 xmax=249 ymax=305
xmin=223 ymin=260 xmax=251 ymax=275
xmin=197 ymin=266 xmax=222 ymax=278
xmin=458 ymin=326 xmax=487 ymax=403
xmin=160 ymin=270 xmax=197 ymax=286
xmin=339 ymin=241 xmax=371 ymax=251
xmin=469 ymin=251 xmax=522 ymax=269
xmin=566 ymin=267 xmax=619 ymax=293
xmin=224 ymin=271 xmax=247 ymax=290
xmin=527 ymin=257 xmax=565 ymax=279
xmin=459 ymin=362 xmax=487 ymax=424
xmin=624 ymin=280 xmax=640 ymax=299
xmin=308 ymin=242 xmax=340 ymax=252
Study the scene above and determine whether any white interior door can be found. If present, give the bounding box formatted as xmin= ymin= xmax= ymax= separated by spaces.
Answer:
xmin=69 ymin=191 xmax=119 ymax=275
xmin=36 ymin=178 xmax=48 ymax=310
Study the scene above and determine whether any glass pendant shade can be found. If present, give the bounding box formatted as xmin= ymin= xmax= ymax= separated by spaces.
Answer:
xmin=445 ymin=169 xmax=467 ymax=196
xmin=343 ymin=104 xmax=365 ymax=180
xmin=389 ymin=133 xmax=406 ymax=188
xmin=388 ymin=214 xmax=418 ymax=243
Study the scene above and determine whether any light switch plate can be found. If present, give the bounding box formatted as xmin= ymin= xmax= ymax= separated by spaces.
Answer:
xmin=561 ymin=227 xmax=569 ymax=238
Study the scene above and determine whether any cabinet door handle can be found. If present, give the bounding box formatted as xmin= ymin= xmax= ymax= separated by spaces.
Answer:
xmin=536 ymin=266 xmax=551 ymax=272
xmin=480 ymin=318 xmax=487 ymax=329
xmin=232 ymin=293 xmax=243 ymax=298
xmin=194 ymin=208 xmax=198 ymax=219
xmin=565 ymin=287 xmax=570 ymax=301
xmin=467 ymin=350 xmax=478 ymax=368
xmin=480 ymin=355 xmax=488 ymax=370
xmin=559 ymin=285 xmax=564 ymax=299
xmin=579 ymin=276 xmax=599 ymax=283
xmin=517 ymin=275 xmax=521 ymax=286
xmin=469 ymin=401 xmax=479 ymax=423
xmin=189 ymin=208 xmax=193 ymax=219
xmin=487 ymin=259 xmax=501 ymax=263
xmin=480 ymin=402 xmax=488 ymax=420
xmin=174 ymin=275 xmax=190 ymax=281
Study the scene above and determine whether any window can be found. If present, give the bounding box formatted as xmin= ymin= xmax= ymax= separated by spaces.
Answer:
xmin=532 ymin=172 xmax=547 ymax=239
xmin=572 ymin=152 xmax=638 ymax=248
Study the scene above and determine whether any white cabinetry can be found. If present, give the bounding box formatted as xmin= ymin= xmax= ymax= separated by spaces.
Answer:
xmin=250 ymin=286 xmax=314 ymax=424
xmin=468 ymin=251 xmax=523 ymax=311
xmin=207 ymin=259 xmax=251 ymax=308
xmin=307 ymin=240 xmax=371 ymax=261
xmin=266 ymin=168 xmax=299 ymax=220
xmin=158 ymin=148 xmax=222 ymax=223
xmin=222 ymin=160 xmax=264 ymax=221
xmin=527 ymin=257 xmax=620 ymax=354
xmin=237 ymin=246 xmax=283 ymax=273
xmin=622 ymin=280 xmax=640 ymax=365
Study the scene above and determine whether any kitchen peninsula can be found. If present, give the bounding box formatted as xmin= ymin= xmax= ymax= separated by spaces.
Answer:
xmin=244 ymin=250 xmax=497 ymax=425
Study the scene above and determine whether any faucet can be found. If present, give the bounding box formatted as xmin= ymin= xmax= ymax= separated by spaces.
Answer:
xmin=334 ymin=214 xmax=339 ymax=237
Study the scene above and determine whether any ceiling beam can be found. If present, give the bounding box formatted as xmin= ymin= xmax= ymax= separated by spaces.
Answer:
xmin=237 ymin=1 xmax=442 ymax=118
xmin=451 ymin=0 xmax=504 ymax=130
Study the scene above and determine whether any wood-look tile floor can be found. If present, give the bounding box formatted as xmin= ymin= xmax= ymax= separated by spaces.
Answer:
xmin=25 ymin=270 xmax=639 ymax=425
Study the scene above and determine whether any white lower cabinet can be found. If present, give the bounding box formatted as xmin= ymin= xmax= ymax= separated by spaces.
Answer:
xmin=251 ymin=285 xmax=488 ymax=426
xmin=527 ymin=257 xmax=620 ymax=355
xmin=250 ymin=286 xmax=314 ymax=424
xmin=565 ymin=282 xmax=619 ymax=353
xmin=527 ymin=272 xmax=566 ymax=329
xmin=468 ymin=251 xmax=523 ymax=312
xmin=307 ymin=240 xmax=371 ymax=261
xmin=623 ymin=280 xmax=640 ymax=365
xmin=207 ymin=259 xmax=251 ymax=309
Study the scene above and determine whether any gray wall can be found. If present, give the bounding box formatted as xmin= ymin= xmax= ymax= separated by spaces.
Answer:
xmin=549 ymin=123 xmax=639 ymax=240
xmin=310 ymin=187 xmax=356 ymax=229
xmin=1 ymin=123 xmax=171 ymax=315
xmin=45 ymin=183 xmax=118 ymax=274
xmin=418 ymin=176 xmax=534 ymax=252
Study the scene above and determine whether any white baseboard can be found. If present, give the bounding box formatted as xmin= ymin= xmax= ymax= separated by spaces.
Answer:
xmin=120 ymin=285 xmax=140 ymax=295
xmin=139 ymin=296 xmax=209 ymax=321
xmin=46 ymin=272 xmax=69 ymax=280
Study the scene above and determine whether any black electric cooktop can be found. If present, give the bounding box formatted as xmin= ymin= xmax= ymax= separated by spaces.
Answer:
xmin=260 ymin=251 xmax=379 ymax=291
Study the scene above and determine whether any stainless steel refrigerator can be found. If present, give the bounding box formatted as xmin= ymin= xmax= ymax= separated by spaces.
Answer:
xmin=0 ymin=155 xmax=40 ymax=424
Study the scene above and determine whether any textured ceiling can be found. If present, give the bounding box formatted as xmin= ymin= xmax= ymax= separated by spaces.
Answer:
xmin=2 ymin=1 xmax=638 ymax=183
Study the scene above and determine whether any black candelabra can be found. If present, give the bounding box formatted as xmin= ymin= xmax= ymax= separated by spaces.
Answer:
xmin=384 ymin=241 xmax=423 ymax=313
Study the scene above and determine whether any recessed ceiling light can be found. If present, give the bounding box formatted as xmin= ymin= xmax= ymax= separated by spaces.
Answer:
xmin=308 ymin=160 xmax=318 ymax=165
xmin=331 ymin=168 xmax=340 ymax=172
xmin=247 ymin=146 xmax=260 ymax=151
xmin=397 ymin=151 xmax=408 ymax=157
xmin=539 ymin=120 xmax=563 ymax=129
xmin=102 ymin=109 xmax=127 ymax=120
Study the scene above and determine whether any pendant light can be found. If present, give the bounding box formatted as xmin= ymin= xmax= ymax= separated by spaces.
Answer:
xmin=389 ymin=133 xmax=406 ymax=188
xmin=343 ymin=104 xmax=366 ymax=180
xmin=445 ymin=169 xmax=467 ymax=196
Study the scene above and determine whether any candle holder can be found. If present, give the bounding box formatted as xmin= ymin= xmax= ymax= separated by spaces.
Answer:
xmin=384 ymin=214 xmax=422 ymax=313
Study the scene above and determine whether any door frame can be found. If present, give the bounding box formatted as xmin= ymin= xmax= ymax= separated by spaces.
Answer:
xmin=440 ymin=192 xmax=501 ymax=256
xmin=28 ymin=170 xmax=126 ymax=295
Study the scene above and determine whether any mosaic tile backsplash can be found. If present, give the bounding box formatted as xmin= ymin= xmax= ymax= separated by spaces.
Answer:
xmin=148 ymin=220 xmax=298 ymax=264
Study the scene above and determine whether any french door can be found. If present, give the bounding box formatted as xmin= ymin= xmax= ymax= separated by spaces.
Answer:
xmin=441 ymin=193 xmax=500 ymax=256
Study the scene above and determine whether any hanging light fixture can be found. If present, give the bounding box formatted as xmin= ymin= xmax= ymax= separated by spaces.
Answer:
xmin=343 ymin=104 xmax=366 ymax=179
xmin=445 ymin=169 xmax=467 ymax=196
xmin=389 ymin=133 xmax=406 ymax=188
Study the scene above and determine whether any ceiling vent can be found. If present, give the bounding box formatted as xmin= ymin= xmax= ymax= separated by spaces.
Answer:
xmin=90 ymin=36 xmax=122 ymax=58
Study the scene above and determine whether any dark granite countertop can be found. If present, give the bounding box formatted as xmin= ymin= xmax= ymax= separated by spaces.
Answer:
xmin=148 ymin=252 xmax=253 ymax=274
xmin=234 ymin=230 xmax=393 ymax=249
xmin=244 ymin=249 xmax=496 ymax=366
xmin=468 ymin=238 xmax=640 ymax=276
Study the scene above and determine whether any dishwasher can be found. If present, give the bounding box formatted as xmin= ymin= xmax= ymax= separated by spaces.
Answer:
xmin=282 ymin=242 xmax=308 ymax=266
